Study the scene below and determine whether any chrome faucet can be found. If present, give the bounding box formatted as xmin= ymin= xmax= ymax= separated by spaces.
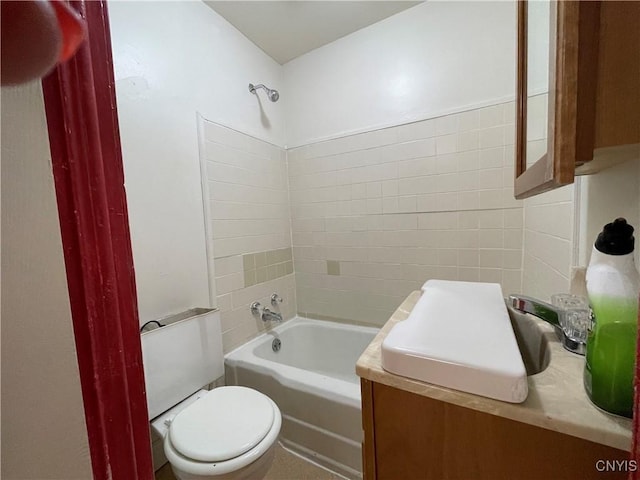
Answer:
xmin=261 ymin=307 xmax=282 ymax=323
xmin=508 ymin=295 xmax=587 ymax=355
xmin=250 ymin=300 xmax=283 ymax=323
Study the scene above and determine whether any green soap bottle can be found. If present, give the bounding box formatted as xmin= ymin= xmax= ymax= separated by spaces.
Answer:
xmin=584 ymin=218 xmax=639 ymax=418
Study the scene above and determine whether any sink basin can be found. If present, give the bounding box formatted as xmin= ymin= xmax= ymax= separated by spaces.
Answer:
xmin=507 ymin=305 xmax=551 ymax=376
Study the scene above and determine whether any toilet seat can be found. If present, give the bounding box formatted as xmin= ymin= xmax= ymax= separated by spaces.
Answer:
xmin=164 ymin=386 xmax=282 ymax=477
xmin=170 ymin=386 xmax=275 ymax=462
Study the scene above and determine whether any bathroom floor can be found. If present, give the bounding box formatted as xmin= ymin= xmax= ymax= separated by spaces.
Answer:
xmin=155 ymin=443 xmax=344 ymax=480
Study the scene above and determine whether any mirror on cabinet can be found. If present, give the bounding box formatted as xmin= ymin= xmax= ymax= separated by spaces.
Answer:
xmin=515 ymin=1 xmax=600 ymax=199
xmin=524 ymin=0 xmax=550 ymax=169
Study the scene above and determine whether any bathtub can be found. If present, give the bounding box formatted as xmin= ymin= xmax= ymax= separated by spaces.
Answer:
xmin=224 ymin=317 xmax=378 ymax=479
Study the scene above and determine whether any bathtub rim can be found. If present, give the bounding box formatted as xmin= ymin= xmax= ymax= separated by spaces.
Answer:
xmin=225 ymin=316 xmax=379 ymax=358
xmin=224 ymin=316 xmax=379 ymax=409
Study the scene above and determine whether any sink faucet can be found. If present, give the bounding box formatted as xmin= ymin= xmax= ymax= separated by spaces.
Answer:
xmin=508 ymin=295 xmax=587 ymax=355
xmin=261 ymin=308 xmax=282 ymax=323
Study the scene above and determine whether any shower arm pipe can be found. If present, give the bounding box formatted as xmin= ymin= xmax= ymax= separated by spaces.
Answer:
xmin=248 ymin=83 xmax=267 ymax=94
xmin=248 ymin=83 xmax=279 ymax=102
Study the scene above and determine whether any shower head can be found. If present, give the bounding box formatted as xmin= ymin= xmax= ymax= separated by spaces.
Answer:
xmin=249 ymin=83 xmax=279 ymax=102
xmin=267 ymin=89 xmax=279 ymax=102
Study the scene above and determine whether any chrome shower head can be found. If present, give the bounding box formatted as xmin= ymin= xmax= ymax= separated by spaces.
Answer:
xmin=267 ymin=89 xmax=279 ymax=102
xmin=249 ymin=83 xmax=279 ymax=102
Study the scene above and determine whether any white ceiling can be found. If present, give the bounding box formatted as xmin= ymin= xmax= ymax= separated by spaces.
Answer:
xmin=204 ymin=1 xmax=422 ymax=64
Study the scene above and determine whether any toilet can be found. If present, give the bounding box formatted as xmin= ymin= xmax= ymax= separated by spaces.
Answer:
xmin=141 ymin=309 xmax=281 ymax=480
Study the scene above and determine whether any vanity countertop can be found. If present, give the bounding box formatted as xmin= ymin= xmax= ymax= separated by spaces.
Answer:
xmin=356 ymin=290 xmax=633 ymax=452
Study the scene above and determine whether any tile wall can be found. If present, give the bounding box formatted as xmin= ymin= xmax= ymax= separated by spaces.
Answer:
xmin=522 ymin=185 xmax=575 ymax=301
xmin=521 ymin=90 xmax=576 ymax=302
xmin=202 ymin=104 xmax=636 ymax=338
xmin=287 ymin=102 xmax=525 ymax=326
xmin=202 ymin=122 xmax=296 ymax=353
xmin=521 ymin=156 xmax=640 ymax=302
xmin=242 ymin=247 xmax=294 ymax=287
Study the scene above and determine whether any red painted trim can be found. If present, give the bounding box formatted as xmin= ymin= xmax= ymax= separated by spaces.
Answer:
xmin=41 ymin=1 xmax=153 ymax=479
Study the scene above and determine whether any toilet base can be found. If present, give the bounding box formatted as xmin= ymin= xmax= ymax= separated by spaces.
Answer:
xmin=170 ymin=442 xmax=277 ymax=480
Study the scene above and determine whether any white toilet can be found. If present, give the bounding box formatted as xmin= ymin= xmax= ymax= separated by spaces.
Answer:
xmin=141 ymin=309 xmax=281 ymax=480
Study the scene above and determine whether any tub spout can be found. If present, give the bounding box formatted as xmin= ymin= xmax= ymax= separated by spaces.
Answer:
xmin=262 ymin=308 xmax=283 ymax=323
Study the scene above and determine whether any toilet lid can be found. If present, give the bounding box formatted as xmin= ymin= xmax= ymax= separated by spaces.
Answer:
xmin=169 ymin=386 xmax=275 ymax=462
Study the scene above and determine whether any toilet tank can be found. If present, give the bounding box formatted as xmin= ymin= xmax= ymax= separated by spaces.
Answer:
xmin=141 ymin=308 xmax=223 ymax=419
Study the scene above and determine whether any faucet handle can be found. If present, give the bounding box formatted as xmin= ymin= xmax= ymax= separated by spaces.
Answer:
xmin=551 ymin=294 xmax=592 ymax=345
xmin=271 ymin=293 xmax=283 ymax=305
xmin=250 ymin=302 xmax=262 ymax=315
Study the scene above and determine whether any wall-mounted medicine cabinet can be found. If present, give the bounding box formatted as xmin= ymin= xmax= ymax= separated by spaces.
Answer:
xmin=515 ymin=1 xmax=640 ymax=199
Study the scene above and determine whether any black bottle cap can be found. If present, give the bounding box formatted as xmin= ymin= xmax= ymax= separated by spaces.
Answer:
xmin=594 ymin=218 xmax=635 ymax=255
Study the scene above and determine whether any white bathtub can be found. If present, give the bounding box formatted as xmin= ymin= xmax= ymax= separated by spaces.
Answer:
xmin=224 ymin=317 xmax=378 ymax=479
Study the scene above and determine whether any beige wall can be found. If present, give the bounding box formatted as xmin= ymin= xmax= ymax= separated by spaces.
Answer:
xmin=284 ymin=1 xmax=517 ymax=147
xmin=1 ymin=84 xmax=93 ymax=478
xmin=522 ymin=185 xmax=575 ymax=301
xmin=288 ymin=102 xmax=524 ymax=326
xmin=109 ymin=1 xmax=284 ymax=326
xmin=201 ymin=121 xmax=296 ymax=353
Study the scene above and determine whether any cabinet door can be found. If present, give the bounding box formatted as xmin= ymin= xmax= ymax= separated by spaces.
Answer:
xmin=514 ymin=1 xmax=600 ymax=199
xmin=367 ymin=381 xmax=628 ymax=480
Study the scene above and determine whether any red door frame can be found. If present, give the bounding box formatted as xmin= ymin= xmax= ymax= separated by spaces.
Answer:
xmin=41 ymin=1 xmax=153 ymax=478
xmin=38 ymin=1 xmax=639 ymax=478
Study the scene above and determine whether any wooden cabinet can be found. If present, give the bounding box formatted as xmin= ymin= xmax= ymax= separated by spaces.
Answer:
xmin=515 ymin=1 xmax=640 ymax=199
xmin=361 ymin=379 xmax=628 ymax=480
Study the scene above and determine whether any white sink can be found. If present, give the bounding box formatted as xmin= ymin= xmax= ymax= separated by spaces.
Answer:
xmin=381 ymin=280 xmax=528 ymax=403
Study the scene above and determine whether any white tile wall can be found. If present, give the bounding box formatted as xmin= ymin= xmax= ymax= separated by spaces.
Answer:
xmin=288 ymin=102 xmax=524 ymax=326
xmin=522 ymin=185 xmax=575 ymax=301
xmin=202 ymin=122 xmax=296 ymax=352
xmin=519 ymin=89 xmax=576 ymax=302
xmin=203 ymin=107 xmax=636 ymax=336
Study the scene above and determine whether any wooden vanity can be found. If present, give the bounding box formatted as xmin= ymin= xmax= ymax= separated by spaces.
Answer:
xmin=356 ymin=292 xmax=632 ymax=480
